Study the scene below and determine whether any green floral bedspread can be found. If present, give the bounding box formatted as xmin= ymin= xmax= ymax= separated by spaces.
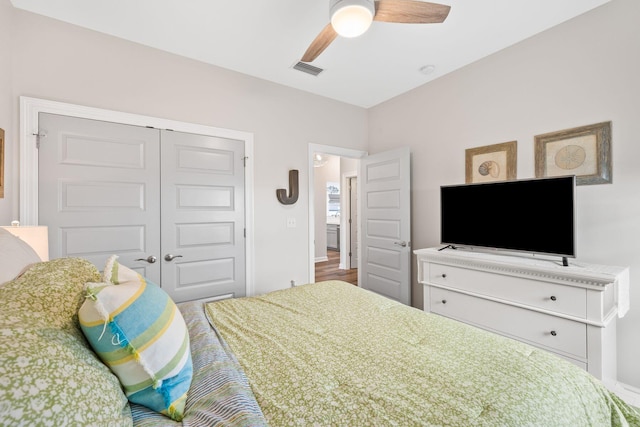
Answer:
xmin=206 ymin=280 xmax=640 ymax=427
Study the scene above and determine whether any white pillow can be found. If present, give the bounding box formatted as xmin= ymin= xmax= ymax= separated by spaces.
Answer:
xmin=0 ymin=227 xmax=42 ymax=285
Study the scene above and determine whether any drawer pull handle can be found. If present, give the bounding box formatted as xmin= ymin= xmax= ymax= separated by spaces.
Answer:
xmin=441 ymin=299 xmax=447 ymax=304
xmin=550 ymin=296 xmax=557 ymax=301
xmin=441 ymin=274 xmax=447 ymax=278
xmin=550 ymin=330 xmax=557 ymax=337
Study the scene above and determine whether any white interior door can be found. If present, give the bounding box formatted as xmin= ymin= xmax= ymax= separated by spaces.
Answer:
xmin=160 ymin=130 xmax=245 ymax=302
xmin=38 ymin=113 xmax=162 ymax=283
xmin=359 ymin=147 xmax=411 ymax=305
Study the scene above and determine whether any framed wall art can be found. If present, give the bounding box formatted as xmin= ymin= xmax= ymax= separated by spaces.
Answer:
xmin=534 ymin=121 xmax=611 ymax=185
xmin=0 ymin=128 xmax=4 ymax=198
xmin=465 ymin=140 xmax=517 ymax=184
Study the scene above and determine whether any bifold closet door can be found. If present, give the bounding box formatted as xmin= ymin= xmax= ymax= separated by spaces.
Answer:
xmin=38 ymin=114 xmax=247 ymax=302
xmin=38 ymin=113 xmax=162 ymax=283
xmin=159 ymin=130 xmax=246 ymax=302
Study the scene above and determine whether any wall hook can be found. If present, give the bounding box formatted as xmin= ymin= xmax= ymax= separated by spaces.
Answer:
xmin=276 ymin=170 xmax=299 ymax=205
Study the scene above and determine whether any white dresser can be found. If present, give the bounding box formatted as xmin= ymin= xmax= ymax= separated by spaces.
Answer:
xmin=415 ymin=247 xmax=629 ymax=383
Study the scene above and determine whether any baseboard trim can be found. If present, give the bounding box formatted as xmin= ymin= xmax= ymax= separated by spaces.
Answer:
xmin=315 ymin=256 xmax=328 ymax=263
xmin=608 ymin=381 xmax=640 ymax=407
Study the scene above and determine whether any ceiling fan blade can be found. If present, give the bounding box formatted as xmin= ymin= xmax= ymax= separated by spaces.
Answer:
xmin=301 ymin=23 xmax=338 ymax=63
xmin=374 ymin=0 xmax=451 ymax=24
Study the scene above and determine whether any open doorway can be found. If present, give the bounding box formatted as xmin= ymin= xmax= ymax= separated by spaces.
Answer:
xmin=308 ymin=144 xmax=366 ymax=286
xmin=308 ymin=145 xmax=412 ymax=304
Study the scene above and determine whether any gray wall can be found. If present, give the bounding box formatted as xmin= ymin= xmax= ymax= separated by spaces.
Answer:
xmin=368 ymin=0 xmax=640 ymax=388
xmin=0 ymin=0 xmax=15 ymax=219
xmin=0 ymin=0 xmax=368 ymax=296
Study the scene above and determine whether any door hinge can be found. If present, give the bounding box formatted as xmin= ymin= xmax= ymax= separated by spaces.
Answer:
xmin=349 ymin=252 xmax=352 ymax=257
xmin=32 ymin=132 xmax=47 ymax=149
xmin=242 ymin=156 xmax=249 ymax=167
xmin=244 ymin=228 xmax=246 ymax=238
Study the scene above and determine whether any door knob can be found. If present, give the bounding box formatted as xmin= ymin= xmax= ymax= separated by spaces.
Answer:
xmin=164 ymin=254 xmax=183 ymax=262
xmin=394 ymin=241 xmax=408 ymax=247
xmin=135 ymin=255 xmax=157 ymax=264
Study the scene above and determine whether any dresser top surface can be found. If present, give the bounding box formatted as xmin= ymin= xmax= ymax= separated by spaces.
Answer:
xmin=414 ymin=247 xmax=628 ymax=286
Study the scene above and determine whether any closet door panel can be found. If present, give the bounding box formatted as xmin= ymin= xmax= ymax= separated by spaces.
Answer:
xmin=38 ymin=113 xmax=161 ymax=282
xmin=160 ymin=130 xmax=245 ymax=302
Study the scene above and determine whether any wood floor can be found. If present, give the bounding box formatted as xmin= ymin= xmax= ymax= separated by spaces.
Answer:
xmin=315 ymin=250 xmax=358 ymax=286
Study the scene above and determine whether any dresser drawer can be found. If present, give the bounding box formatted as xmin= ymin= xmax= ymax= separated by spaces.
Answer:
xmin=429 ymin=287 xmax=587 ymax=359
xmin=428 ymin=263 xmax=587 ymax=318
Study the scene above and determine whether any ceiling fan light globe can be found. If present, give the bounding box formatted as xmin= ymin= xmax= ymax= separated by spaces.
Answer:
xmin=330 ymin=0 xmax=375 ymax=38
xmin=314 ymin=153 xmax=329 ymax=167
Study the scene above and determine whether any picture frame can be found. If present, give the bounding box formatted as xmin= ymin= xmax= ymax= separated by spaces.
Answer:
xmin=0 ymin=128 xmax=4 ymax=199
xmin=465 ymin=141 xmax=517 ymax=184
xmin=534 ymin=121 xmax=612 ymax=185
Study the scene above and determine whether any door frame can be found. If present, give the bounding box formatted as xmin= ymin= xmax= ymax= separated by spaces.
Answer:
xmin=341 ymin=171 xmax=357 ymax=270
xmin=19 ymin=96 xmax=256 ymax=296
xmin=308 ymin=143 xmax=366 ymax=284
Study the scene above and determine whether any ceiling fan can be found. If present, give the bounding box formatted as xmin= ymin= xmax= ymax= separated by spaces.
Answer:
xmin=301 ymin=0 xmax=451 ymax=63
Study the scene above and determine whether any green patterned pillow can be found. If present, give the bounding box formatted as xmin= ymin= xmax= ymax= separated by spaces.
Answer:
xmin=0 ymin=258 xmax=133 ymax=426
xmin=79 ymin=256 xmax=193 ymax=421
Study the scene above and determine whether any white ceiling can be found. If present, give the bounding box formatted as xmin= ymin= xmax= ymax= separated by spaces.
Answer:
xmin=11 ymin=0 xmax=611 ymax=108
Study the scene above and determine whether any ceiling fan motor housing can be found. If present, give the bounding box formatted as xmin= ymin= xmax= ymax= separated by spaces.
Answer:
xmin=330 ymin=0 xmax=376 ymax=38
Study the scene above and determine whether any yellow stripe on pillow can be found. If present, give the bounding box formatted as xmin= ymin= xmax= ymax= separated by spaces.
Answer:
xmin=95 ymin=299 xmax=177 ymax=365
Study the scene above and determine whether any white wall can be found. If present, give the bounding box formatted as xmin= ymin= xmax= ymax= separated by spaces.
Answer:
xmin=313 ymin=164 xmax=328 ymax=262
xmin=0 ymin=1 xmax=368 ymax=295
xmin=0 ymin=0 xmax=15 ymax=224
xmin=368 ymin=0 xmax=640 ymax=388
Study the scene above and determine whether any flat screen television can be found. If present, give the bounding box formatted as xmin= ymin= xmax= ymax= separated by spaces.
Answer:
xmin=440 ymin=176 xmax=576 ymax=262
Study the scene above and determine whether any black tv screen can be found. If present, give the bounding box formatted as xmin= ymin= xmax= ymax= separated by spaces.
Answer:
xmin=440 ymin=176 xmax=576 ymax=258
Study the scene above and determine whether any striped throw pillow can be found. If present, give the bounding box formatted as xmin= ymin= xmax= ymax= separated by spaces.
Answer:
xmin=79 ymin=255 xmax=193 ymax=421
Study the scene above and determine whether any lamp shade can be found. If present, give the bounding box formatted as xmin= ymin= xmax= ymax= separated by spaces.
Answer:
xmin=1 ymin=225 xmax=49 ymax=261
xmin=330 ymin=0 xmax=375 ymax=38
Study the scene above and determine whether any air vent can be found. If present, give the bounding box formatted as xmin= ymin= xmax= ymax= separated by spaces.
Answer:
xmin=293 ymin=62 xmax=324 ymax=76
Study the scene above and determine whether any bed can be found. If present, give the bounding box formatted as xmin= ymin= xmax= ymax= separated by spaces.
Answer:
xmin=1 ymin=241 xmax=638 ymax=426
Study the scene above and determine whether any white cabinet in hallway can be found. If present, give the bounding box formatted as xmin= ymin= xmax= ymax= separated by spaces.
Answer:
xmin=327 ymin=223 xmax=340 ymax=251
